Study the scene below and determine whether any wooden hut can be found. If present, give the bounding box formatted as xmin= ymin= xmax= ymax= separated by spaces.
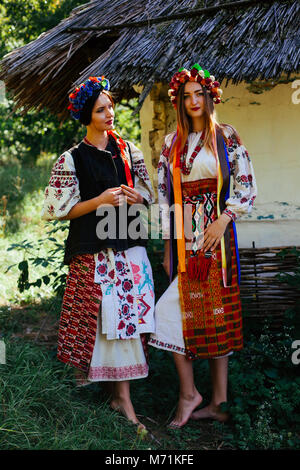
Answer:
xmin=0 ymin=0 xmax=299 ymax=318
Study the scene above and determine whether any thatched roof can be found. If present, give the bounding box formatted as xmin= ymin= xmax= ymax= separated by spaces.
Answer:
xmin=0 ymin=0 xmax=299 ymax=119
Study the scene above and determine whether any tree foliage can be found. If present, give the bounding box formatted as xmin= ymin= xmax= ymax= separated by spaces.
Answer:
xmin=0 ymin=98 xmax=85 ymax=165
xmin=0 ymin=1 xmax=141 ymax=166
xmin=0 ymin=0 xmax=86 ymax=165
xmin=0 ymin=0 xmax=85 ymax=57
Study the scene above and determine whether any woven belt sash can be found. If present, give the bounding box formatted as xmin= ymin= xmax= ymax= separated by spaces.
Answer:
xmin=167 ymin=127 xmax=240 ymax=287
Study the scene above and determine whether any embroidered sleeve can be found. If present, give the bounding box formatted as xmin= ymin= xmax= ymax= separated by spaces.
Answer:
xmin=223 ymin=128 xmax=257 ymax=221
xmin=41 ymin=151 xmax=81 ymax=220
xmin=127 ymin=141 xmax=155 ymax=206
xmin=157 ymin=134 xmax=175 ymax=239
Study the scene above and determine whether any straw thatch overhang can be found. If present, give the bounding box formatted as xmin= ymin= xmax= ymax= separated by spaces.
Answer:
xmin=0 ymin=0 xmax=299 ymax=119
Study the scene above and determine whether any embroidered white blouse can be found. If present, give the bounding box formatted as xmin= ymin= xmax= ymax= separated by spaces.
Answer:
xmin=157 ymin=126 xmax=257 ymax=239
xmin=40 ymin=140 xmax=156 ymax=340
xmin=41 ymin=140 xmax=155 ymax=221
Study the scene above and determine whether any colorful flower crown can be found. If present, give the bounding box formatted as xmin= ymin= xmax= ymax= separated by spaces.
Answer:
xmin=168 ymin=63 xmax=223 ymax=108
xmin=68 ymin=76 xmax=110 ymax=120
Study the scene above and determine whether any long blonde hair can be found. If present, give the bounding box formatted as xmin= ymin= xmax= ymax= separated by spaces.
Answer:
xmin=169 ymin=83 xmax=225 ymax=163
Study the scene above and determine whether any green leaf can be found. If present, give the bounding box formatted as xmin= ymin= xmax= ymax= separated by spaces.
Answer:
xmin=42 ymin=275 xmax=50 ymax=285
xmin=34 ymin=279 xmax=42 ymax=288
xmin=18 ymin=260 xmax=28 ymax=271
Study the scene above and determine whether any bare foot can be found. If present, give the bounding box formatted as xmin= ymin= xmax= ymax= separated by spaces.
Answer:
xmin=110 ymin=398 xmax=146 ymax=430
xmin=169 ymin=390 xmax=203 ymax=428
xmin=191 ymin=403 xmax=229 ymax=423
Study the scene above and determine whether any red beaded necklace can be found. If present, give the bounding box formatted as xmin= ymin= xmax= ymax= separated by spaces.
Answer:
xmin=180 ymin=131 xmax=205 ymax=175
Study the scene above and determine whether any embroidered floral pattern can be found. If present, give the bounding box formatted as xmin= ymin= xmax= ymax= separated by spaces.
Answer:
xmin=48 ymin=155 xmax=78 ymax=189
xmin=128 ymin=142 xmax=155 ymax=206
xmin=223 ymin=129 xmax=257 ymax=218
xmin=158 ymin=182 xmax=167 ymax=198
xmin=95 ymin=250 xmax=137 ymax=339
xmin=133 ymin=159 xmax=151 ymax=182
xmin=97 ymin=263 xmax=108 ymax=276
xmin=161 ymin=143 xmax=171 ymax=159
xmin=122 ymin=278 xmax=133 ymax=293
xmin=47 ymin=204 xmax=55 ymax=216
xmin=94 ymin=248 xmax=155 ymax=340
xmin=54 ymin=189 xmax=63 ymax=200
xmin=157 ymin=129 xmax=257 ymax=236
xmin=49 ymin=174 xmax=77 ymax=189
xmin=87 ymin=363 xmax=148 ymax=381
xmin=126 ymin=323 xmax=136 ymax=336
xmin=41 ymin=151 xmax=81 ymax=220
xmin=115 ymin=260 xmax=126 ymax=275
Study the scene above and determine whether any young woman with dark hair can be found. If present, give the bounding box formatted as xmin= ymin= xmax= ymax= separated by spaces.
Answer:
xmin=42 ymin=77 xmax=155 ymax=431
xmin=149 ymin=64 xmax=257 ymax=428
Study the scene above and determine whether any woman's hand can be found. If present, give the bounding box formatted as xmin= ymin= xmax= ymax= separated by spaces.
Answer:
xmin=96 ymin=187 xmax=126 ymax=207
xmin=120 ymin=184 xmax=144 ymax=205
xmin=202 ymin=213 xmax=231 ymax=252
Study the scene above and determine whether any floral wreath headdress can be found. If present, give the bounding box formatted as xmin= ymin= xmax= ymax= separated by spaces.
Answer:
xmin=168 ymin=63 xmax=222 ymax=108
xmin=68 ymin=76 xmax=110 ymax=120
xmin=68 ymin=76 xmax=134 ymax=189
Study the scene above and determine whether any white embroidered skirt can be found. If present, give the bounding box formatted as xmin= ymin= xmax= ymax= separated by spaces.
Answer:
xmin=87 ymin=318 xmax=148 ymax=382
xmin=88 ymin=246 xmax=155 ymax=381
xmin=148 ymin=276 xmax=186 ymax=355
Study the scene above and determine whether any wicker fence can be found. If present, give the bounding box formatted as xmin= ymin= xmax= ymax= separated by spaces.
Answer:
xmin=239 ymin=244 xmax=300 ymax=323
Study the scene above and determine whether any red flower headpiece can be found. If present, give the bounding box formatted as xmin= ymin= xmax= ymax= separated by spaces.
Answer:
xmin=168 ymin=63 xmax=223 ymax=108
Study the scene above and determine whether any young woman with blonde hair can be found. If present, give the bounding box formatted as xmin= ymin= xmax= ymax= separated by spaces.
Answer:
xmin=149 ymin=64 xmax=257 ymax=427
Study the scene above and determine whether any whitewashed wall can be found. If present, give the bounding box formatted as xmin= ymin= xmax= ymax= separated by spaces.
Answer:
xmin=140 ymin=79 xmax=300 ymax=248
xmin=216 ymin=79 xmax=300 ymax=248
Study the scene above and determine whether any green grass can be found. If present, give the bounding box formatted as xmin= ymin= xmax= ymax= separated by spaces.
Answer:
xmin=2 ymin=321 xmax=299 ymax=450
xmin=0 ymin=338 xmax=152 ymax=450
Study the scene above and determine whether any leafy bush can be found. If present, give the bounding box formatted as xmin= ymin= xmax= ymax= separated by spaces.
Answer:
xmin=220 ymin=316 xmax=300 ymax=449
xmin=0 ymin=0 xmax=85 ymax=58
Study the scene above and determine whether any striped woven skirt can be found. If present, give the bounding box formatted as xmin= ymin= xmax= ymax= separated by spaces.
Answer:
xmin=149 ymin=178 xmax=243 ymax=360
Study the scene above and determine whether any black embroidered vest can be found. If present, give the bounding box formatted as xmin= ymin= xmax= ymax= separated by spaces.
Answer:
xmin=63 ymin=137 xmax=147 ymax=264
